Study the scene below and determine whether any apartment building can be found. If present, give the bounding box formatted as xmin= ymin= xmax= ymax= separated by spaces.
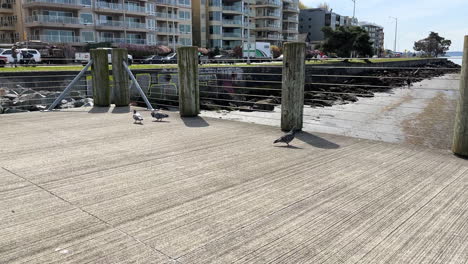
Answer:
xmin=0 ymin=0 xmax=192 ymax=47
xmin=298 ymin=8 xmax=355 ymax=43
xmin=359 ymin=21 xmax=384 ymax=56
xmin=0 ymin=0 xmax=24 ymax=43
xmin=192 ymin=0 xmax=299 ymax=50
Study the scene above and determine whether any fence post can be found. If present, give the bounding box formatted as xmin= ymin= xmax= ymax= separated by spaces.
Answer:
xmin=177 ymin=46 xmax=199 ymax=117
xmin=281 ymin=42 xmax=305 ymax=131
xmin=90 ymin=49 xmax=110 ymax=106
xmin=452 ymin=35 xmax=468 ymax=156
xmin=112 ymin=48 xmax=129 ymax=106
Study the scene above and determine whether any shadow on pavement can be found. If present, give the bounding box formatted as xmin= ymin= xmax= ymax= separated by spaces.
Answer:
xmin=181 ymin=116 xmax=210 ymax=127
xmin=296 ymin=131 xmax=340 ymax=149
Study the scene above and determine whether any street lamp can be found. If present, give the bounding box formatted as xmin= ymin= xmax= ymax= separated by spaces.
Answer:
xmin=246 ymin=0 xmax=251 ymax=65
xmin=389 ymin=16 xmax=398 ymax=52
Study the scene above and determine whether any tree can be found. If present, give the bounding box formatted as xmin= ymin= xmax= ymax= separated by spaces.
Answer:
xmin=413 ymin=32 xmax=451 ymax=57
xmin=321 ymin=26 xmax=374 ymax=57
xmin=299 ymin=1 xmax=308 ymax=9
xmin=270 ymin=45 xmax=282 ymax=58
xmin=317 ymin=2 xmax=330 ymax=11
xmin=232 ymin=46 xmax=243 ymax=58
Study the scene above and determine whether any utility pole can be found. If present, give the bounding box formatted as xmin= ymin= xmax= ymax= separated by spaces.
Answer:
xmin=351 ymin=0 xmax=356 ymax=24
xmin=389 ymin=16 xmax=398 ymax=52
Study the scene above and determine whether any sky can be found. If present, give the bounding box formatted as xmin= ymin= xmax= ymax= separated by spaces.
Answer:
xmin=302 ymin=0 xmax=468 ymax=52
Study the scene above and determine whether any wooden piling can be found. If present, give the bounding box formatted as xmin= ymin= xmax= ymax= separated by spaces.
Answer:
xmin=90 ymin=49 xmax=110 ymax=106
xmin=452 ymin=35 xmax=468 ymax=156
xmin=178 ymin=46 xmax=199 ymax=117
xmin=281 ymin=42 xmax=306 ymax=131
xmin=112 ymin=48 xmax=129 ymax=106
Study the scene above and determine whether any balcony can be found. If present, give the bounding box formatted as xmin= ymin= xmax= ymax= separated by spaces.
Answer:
xmin=222 ymin=5 xmax=242 ymax=13
xmin=100 ymin=37 xmax=146 ymax=44
xmin=97 ymin=19 xmax=123 ymax=27
xmin=222 ymin=32 xmax=242 ymax=38
xmin=257 ymin=34 xmax=281 ymax=40
xmin=156 ymin=0 xmax=177 ymax=7
xmin=0 ymin=3 xmax=13 ymax=13
xmin=125 ymin=4 xmax=146 ymax=13
xmin=282 ymin=4 xmax=298 ymax=12
xmin=256 ymin=23 xmax=281 ymax=30
xmin=256 ymin=12 xmax=281 ymax=18
xmin=23 ymin=0 xmax=86 ymax=9
xmin=156 ymin=27 xmax=179 ymax=34
xmin=30 ymin=34 xmax=82 ymax=43
xmin=0 ymin=22 xmax=15 ymax=30
xmin=155 ymin=12 xmax=178 ymax=20
xmin=26 ymin=15 xmax=83 ymax=27
xmin=223 ymin=19 xmax=242 ymax=26
xmin=283 ymin=15 xmax=298 ymax=22
xmin=0 ymin=37 xmax=19 ymax=43
xmin=126 ymin=21 xmax=146 ymax=29
xmin=255 ymin=0 xmax=281 ymax=7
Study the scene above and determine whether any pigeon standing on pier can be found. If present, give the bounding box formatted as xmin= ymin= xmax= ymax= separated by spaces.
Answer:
xmin=274 ymin=129 xmax=297 ymax=146
xmin=151 ymin=110 xmax=169 ymax=122
xmin=133 ymin=110 xmax=143 ymax=124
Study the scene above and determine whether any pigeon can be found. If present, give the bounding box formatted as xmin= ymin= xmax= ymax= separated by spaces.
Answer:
xmin=133 ymin=110 xmax=143 ymax=124
xmin=274 ymin=129 xmax=297 ymax=146
xmin=151 ymin=110 xmax=169 ymax=122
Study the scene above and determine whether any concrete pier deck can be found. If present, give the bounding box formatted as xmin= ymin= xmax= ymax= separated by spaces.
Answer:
xmin=1 ymin=107 xmax=468 ymax=263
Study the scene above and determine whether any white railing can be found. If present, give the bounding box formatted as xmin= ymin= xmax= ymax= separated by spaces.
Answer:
xmin=96 ymin=1 xmax=122 ymax=9
xmin=222 ymin=5 xmax=242 ymax=12
xmin=223 ymin=32 xmax=242 ymax=38
xmin=30 ymin=34 xmax=81 ymax=43
xmin=223 ymin=19 xmax=242 ymax=25
xmin=156 ymin=12 xmax=178 ymax=19
xmin=256 ymin=0 xmax=281 ymax=6
xmin=26 ymin=15 xmax=80 ymax=24
xmin=157 ymin=27 xmax=179 ymax=33
xmin=24 ymin=0 xmax=83 ymax=5
xmin=97 ymin=20 xmax=123 ymax=27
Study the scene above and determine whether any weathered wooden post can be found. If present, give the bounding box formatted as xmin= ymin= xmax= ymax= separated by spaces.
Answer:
xmin=177 ymin=46 xmax=199 ymax=117
xmin=112 ymin=48 xmax=129 ymax=106
xmin=90 ymin=49 xmax=110 ymax=106
xmin=452 ymin=35 xmax=468 ymax=156
xmin=281 ymin=42 xmax=306 ymax=131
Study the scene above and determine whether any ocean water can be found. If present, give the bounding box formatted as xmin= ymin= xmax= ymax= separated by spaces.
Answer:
xmin=443 ymin=56 xmax=463 ymax=66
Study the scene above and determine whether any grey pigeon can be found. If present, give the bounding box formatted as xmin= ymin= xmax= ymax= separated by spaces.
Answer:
xmin=274 ymin=129 xmax=297 ymax=146
xmin=133 ymin=110 xmax=143 ymax=124
xmin=151 ymin=110 xmax=169 ymax=121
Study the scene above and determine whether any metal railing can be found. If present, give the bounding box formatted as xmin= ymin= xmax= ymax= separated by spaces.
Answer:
xmin=24 ymin=0 xmax=84 ymax=5
xmin=30 ymin=35 xmax=81 ymax=43
xmin=26 ymin=15 xmax=80 ymax=24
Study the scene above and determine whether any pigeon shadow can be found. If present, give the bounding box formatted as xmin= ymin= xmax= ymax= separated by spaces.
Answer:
xmin=152 ymin=120 xmax=170 ymax=123
xmin=111 ymin=106 xmax=131 ymax=114
xmin=133 ymin=122 xmax=144 ymax=125
xmin=274 ymin=145 xmax=303 ymax=149
xmin=88 ymin=106 xmax=111 ymax=114
xmin=181 ymin=116 xmax=210 ymax=127
xmin=296 ymin=131 xmax=340 ymax=149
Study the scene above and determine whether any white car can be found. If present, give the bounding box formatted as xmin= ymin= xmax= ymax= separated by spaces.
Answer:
xmin=0 ymin=48 xmax=41 ymax=63
xmin=20 ymin=48 xmax=41 ymax=63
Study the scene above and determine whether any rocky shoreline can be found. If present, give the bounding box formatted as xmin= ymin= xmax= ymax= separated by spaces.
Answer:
xmin=199 ymin=59 xmax=461 ymax=112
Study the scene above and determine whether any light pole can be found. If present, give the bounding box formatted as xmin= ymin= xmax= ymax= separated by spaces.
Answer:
xmin=246 ymin=0 xmax=251 ymax=65
xmin=351 ymin=0 xmax=356 ymax=24
xmin=389 ymin=16 xmax=398 ymax=52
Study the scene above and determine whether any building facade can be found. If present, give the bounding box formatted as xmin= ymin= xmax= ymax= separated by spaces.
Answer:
xmin=298 ymin=8 xmax=355 ymax=43
xmin=1 ymin=0 xmax=193 ymax=48
xmin=0 ymin=0 xmax=24 ymax=43
xmin=192 ymin=0 xmax=299 ymax=50
xmin=359 ymin=21 xmax=384 ymax=56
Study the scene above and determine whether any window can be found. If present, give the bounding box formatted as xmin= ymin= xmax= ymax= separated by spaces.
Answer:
xmin=208 ymin=11 xmax=221 ymax=21
xmin=209 ymin=0 xmax=220 ymax=6
xmin=147 ymin=19 xmax=155 ymax=30
xmin=80 ymin=13 xmax=93 ymax=24
xmin=146 ymin=3 xmax=155 ymax=15
xmin=81 ymin=31 xmax=95 ymax=42
xmin=179 ymin=11 xmax=191 ymax=20
xmin=147 ymin=34 xmax=156 ymax=45
xmin=209 ymin=39 xmax=221 ymax=48
xmin=81 ymin=0 xmax=91 ymax=6
xmin=201 ymin=26 xmax=205 ymax=32
xmin=209 ymin=25 xmax=221 ymax=34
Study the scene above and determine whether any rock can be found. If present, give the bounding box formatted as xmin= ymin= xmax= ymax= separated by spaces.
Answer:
xmin=4 ymin=108 xmax=28 ymax=114
xmin=0 ymin=88 xmax=7 ymax=97
xmin=74 ymin=100 xmax=85 ymax=107
xmin=341 ymin=94 xmax=358 ymax=102
xmin=4 ymin=94 xmax=18 ymax=100
xmin=238 ymin=106 xmax=254 ymax=112
xmin=252 ymin=96 xmax=278 ymax=111
xmin=69 ymin=91 xmax=84 ymax=100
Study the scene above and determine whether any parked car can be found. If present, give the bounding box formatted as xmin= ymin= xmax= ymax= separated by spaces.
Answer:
xmin=211 ymin=54 xmax=238 ymax=64
xmin=20 ymin=49 xmax=41 ymax=63
xmin=0 ymin=55 xmax=7 ymax=67
xmin=139 ymin=55 xmax=164 ymax=64
xmin=0 ymin=48 xmax=41 ymax=63
xmin=161 ymin=53 xmax=177 ymax=64
xmin=75 ymin=48 xmax=133 ymax=65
